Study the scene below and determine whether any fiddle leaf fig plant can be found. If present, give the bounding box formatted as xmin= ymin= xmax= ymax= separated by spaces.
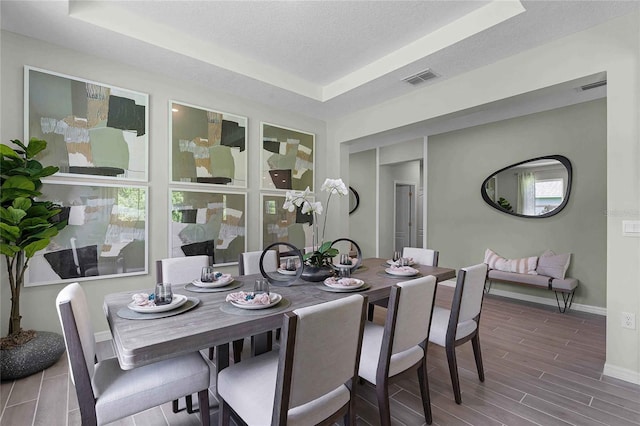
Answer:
xmin=1 ymin=138 xmax=66 ymax=348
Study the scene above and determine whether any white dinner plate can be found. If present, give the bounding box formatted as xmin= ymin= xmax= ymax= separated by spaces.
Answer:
xmin=277 ymin=268 xmax=298 ymax=276
xmin=192 ymin=274 xmax=234 ymax=288
xmin=128 ymin=294 xmax=188 ymax=313
xmin=385 ymin=267 xmax=419 ymax=277
xmin=386 ymin=259 xmax=415 ymax=266
xmin=230 ymin=293 xmax=283 ymax=310
xmin=324 ymin=277 xmax=365 ymax=290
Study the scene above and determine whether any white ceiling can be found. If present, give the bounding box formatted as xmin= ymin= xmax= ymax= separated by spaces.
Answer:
xmin=1 ymin=1 xmax=638 ymax=123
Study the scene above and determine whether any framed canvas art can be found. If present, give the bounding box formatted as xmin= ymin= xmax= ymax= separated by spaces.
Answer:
xmin=260 ymin=193 xmax=313 ymax=254
xmin=25 ymin=181 xmax=148 ymax=286
xmin=169 ymin=189 xmax=246 ymax=265
xmin=261 ymin=122 xmax=314 ymax=191
xmin=25 ymin=66 xmax=148 ymax=181
xmin=170 ymin=101 xmax=248 ymax=187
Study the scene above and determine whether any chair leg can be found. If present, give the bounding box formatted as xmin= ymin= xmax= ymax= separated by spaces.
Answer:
xmin=471 ymin=334 xmax=485 ymax=382
xmin=376 ymin=378 xmax=392 ymax=426
xmin=208 ymin=347 xmax=214 ymax=360
xmin=219 ymin=399 xmax=231 ymax=426
xmin=367 ymin=303 xmax=375 ymax=321
xmin=186 ymin=394 xmax=193 ymax=413
xmin=172 ymin=399 xmax=179 ymax=413
xmin=232 ymin=339 xmax=244 ymax=363
xmin=198 ymin=389 xmax=210 ymax=426
xmin=446 ymin=344 xmax=463 ymax=404
xmin=417 ymin=358 xmax=433 ymax=424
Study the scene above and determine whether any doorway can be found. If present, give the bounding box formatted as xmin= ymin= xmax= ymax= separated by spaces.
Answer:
xmin=394 ymin=182 xmax=417 ymax=252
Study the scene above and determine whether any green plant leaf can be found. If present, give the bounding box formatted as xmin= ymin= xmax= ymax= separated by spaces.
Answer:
xmin=12 ymin=197 xmax=32 ymax=211
xmin=2 ymin=175 xmax=36 ymax=192
xmin=0 ymin=222 xmax=21 ymax=241
xmin=10 ymin=139 xmax=27 ymax=151
xmin=318 ymin=241 xmax=332 ymax=253
xmin=0 ymin=243 xmax=20 ymax=257
xmin=25 ymin=138 xmax=47 ymax=159
xmin=6 ymin=206 xmax=27 ymax=224
xmin=0 ymin=144 xmax=20 ymax=160
xmin=325 ymin=248 xmax=339 ymax=257
xmin=34 ymin=165 xmax=59 ymax=178
xmin=24 ymin=238 xmax=49 ymax=258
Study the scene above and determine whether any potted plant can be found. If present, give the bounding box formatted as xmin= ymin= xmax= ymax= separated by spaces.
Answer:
xmin=282 ymin=178 xmax=348 ymax=281
xmin=0 ymin=138 xmax=68 ymax=380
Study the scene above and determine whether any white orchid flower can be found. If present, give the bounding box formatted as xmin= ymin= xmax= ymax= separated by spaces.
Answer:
xmin=321 ymin=178 xmax=348 ymax=196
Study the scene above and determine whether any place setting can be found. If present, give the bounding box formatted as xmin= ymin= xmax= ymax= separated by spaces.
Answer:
xmin=184 ymin=266 xmax=244 ymax=293
xmin=378 ymin=252 xmax=421 ymax=279
xmin=117 ymin=282 xmax=200 ymax=320
xmin=316 ymin=263 xmax=370 ymax=293
xmin=220 ymin=278 xmax=291 ymax=315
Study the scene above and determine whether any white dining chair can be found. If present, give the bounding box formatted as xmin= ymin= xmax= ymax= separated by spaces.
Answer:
xmin=159 ymin=255 xmax=210 ymax=284
xmin=429 ymin=263 xmax=488 ymax=404
xmin=368 ymin=247 xmax=439 ymax=320
xmin=56 ymin=283 xmax=210 ymax=426
xmin=233 ymin=249 xmax=280 ymax=362
xmin=359 ymin=275 xmax=437 ymax=425
xmin=217 ymin=294 xmax=367 ymax=426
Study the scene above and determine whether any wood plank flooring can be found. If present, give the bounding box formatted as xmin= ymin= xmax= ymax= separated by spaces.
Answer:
xmin=1 ymin=284 xmax=639 ymax=425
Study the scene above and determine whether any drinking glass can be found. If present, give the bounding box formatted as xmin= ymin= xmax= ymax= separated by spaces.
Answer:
xmin=285 ymin=258 xmax=296 ymax=271
xmin=399 ymin=257 xmax=409 ymax=267
xmin=201 ymin=266 xmax=215 ymax=282
xmin=338 ymin=265 xmax=351 ymax=278
xmin=393 ymin=251 xmax=402 ymax=263
xmin=340 ymin=254 xmax=351 ymax=265
xmin=254 ymin=279 xmax=269 ymax=296
xmin=155 ymin=282 xmax=173 ymax=305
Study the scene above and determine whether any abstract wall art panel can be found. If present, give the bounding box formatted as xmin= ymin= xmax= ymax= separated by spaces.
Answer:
xmin=261 ymin=123 xmax=314 ymax=191
xmin=260 ymin=193 xmax=313 ymax=254
xmin=26 ymin=181 xmax=148 ymax=286
xmin=170 ymin=189 xmax=246 ymax=265
xmin=170 ymin=101 xmax=248 ymax=187
xmin=25 ymin=67 xmax=149 ymax=181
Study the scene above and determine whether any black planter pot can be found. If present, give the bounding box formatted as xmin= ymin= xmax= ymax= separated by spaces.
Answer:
xmin=0 ymin=331 xmax=66 ymax=381
xmin=300 ymin=265 xmax=334 ymax=282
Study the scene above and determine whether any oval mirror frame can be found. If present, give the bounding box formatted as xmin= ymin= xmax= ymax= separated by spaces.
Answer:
xmin=348 ymin=186 xmax=360 ymax=215
xmin=481 ymin=155 xmax=572 ymax=218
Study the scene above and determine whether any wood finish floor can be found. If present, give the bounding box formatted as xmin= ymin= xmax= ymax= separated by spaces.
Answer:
xmin=1 ymin=284 xmax=639 ymax=425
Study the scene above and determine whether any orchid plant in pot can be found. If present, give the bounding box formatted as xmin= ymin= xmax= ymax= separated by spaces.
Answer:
xmin=283 ymin=178 xmax=348 ymax=281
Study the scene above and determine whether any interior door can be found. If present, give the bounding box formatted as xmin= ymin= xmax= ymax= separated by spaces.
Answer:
xmin=394 ymin=184 xmax=414 ymax=251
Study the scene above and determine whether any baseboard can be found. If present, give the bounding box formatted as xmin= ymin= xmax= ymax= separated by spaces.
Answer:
xmin=603 ymin=363 xmax=640 ymax=385
xmin=94 ymin=330 xmax=113 ymax=342
xmin=437 ymin=280 xmax=606 ymax=316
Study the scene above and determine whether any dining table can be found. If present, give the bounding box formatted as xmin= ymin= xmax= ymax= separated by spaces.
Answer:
xmin=103 ymin=257 xmax=456 ymax=377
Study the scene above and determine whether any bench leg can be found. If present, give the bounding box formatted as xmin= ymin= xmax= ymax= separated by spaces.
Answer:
xmin=484 ymin=280 xmax=493 ymax=294
xmin=555 ymin=290 xmax=575 ymax=313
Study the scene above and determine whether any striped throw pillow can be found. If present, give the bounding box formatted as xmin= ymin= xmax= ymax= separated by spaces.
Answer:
xmin=510 ymin=256 xmax=539 ymax=275
xmin=484 ymin=248 xmax=508 ymax=271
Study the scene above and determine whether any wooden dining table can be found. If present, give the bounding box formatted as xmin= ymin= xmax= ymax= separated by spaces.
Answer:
xmin=103 ymin=257 xmax=456 ymax=374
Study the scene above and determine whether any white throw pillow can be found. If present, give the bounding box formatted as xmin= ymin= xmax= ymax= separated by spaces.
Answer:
xmin=536 ymin=250 xmax=571 ymax=279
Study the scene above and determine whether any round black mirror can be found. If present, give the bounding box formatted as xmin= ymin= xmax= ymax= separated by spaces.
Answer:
xmin=481 ymin=155 xmax=572 ymax=218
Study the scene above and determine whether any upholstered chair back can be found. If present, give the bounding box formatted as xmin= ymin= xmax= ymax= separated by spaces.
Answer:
xmin=159 ymin=255 xmax=209 ymax=284
xmin=457 ymin=263 xmax=488 ymax=323
xmin=403 ymin=247 xmax=439 ymax=266
xmin=286 ymin=294 xmax=365 ymax=408
xmin=239 ymin=250 xmax=278 ymax=275
xmin=56 ymin=282 xmax=96 ymax=385
xmin=391 ymin=275 xmax=438 ymax=354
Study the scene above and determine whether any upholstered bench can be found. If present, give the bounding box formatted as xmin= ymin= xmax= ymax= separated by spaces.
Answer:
xmin=484 ymin=249 xmax=578 ymax=312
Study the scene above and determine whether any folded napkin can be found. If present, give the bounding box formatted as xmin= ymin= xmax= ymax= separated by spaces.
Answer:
xmin=131 ymin=293 xmax=155 ymax=307
xmin=389 ymin=265 xmax=418 ymax=274
xmin=390 ymin=257 xmax=414 ymax=266
xmin=326 ymin=277 xmax=361 ymax=287
xmin=226 ymin=291 xmax=271 ymax=305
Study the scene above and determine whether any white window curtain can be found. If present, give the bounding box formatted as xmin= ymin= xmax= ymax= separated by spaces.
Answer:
xmin=517 ymin=172 xmax=535 ymax=215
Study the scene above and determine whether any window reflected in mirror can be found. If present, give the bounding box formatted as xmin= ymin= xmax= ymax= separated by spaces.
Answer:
xmin=481 ymin=155 xmax=572 ymax=218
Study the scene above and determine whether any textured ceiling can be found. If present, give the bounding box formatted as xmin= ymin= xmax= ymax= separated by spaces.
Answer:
xmin=1 ymin=1 xmax=638 ymax=124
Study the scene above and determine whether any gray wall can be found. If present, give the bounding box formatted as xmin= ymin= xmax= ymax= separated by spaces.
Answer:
xmin=427 ymin=99 xmax=607 ymax=307
xmin=348 ymin=150 xmax=377 ymax=258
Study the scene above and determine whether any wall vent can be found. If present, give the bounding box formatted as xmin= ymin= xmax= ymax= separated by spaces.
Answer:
xmin=580 ymin=80 xmax=607 ymax=91
xmin=402 ymin=69 xmax=438 ymax=86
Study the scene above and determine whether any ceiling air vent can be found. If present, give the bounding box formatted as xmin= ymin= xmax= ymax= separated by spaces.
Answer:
xmin=580 ymin=80 xmax=607 ymax=91
xmin=402 ymin=69 xmax=438 ymax=86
